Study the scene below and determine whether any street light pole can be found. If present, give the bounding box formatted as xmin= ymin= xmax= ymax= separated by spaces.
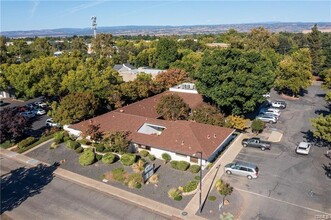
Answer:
xmin=196 ymin=151 xmax=202 ymax=213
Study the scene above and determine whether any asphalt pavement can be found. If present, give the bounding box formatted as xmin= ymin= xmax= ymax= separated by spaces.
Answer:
xmin=221 ymin=83 xmax=331 ymax=220
xmin=0 ymin=157 xmax=169 ymax=220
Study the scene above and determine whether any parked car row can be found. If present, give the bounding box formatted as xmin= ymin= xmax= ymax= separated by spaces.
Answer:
xmin=19 ymin=101 xmax=48 ymax=119
xmin=255 ymin=100 xmax=286 ymax=124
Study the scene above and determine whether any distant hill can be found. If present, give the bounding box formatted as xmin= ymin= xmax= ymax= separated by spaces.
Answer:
xmin=1 ymin=22 xmax=331 ymax=38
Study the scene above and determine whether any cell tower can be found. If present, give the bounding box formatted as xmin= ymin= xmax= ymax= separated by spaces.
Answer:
xmin=91 ymin=16 xmax=97 ymax=38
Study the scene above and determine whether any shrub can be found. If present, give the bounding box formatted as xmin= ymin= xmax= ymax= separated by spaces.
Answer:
xmin=140 ymin=150 xmax=149 ymax=157
xmin=54 ymin=131 xmax=65 ymax=144
xmin=17 ymin=134 xmax=54 ymax=154
xmin=120 ymin=153 xmax=136 ymax=166
xmin=94 ymin=143 xmax=105 ymax=153
xmin=208 ymin=196 xmax=217 ymax=201
xmin=168 ymin=188 xmax=182 ymax=201
xmin=170 ymin=160 xmax=190 ymax=171
xmin=75 ymin=147 xmax=84 ymax=153
xmin=63 ymin=136 xmax=71 ymax=142
xmin=183 ymin=180 xmax=198 ymax=192
xmin=65 ymin=140 xmax=80 ymax=150
xmin=112 ymin=167 xmax=127 ymax=183
xmin=194 ymin=176 xmax=201 ymax=181
xmin=78 ymin=148 xmax=95 ymax=166
xmin=162 ymin=153 xmax=171 ymax=163
xmin=148 ymin=154 xmax=156 ymax=161
xmin=188 ymin=164 xmax=201 ymax=173
xmin=127 ymin=173 xmax=144 ymax=189
xmin=102 ymin=153 xmax=116 ymax=164
xmin=96 ymin=154 xmax=103 ymax=161
xmin=78 ymin=139 xmax=92 ymax=145
xmin=131 ymin=159 xmax=145 ymax=173
xmin=215 ymin=179 xmax=233 ymax=197
xmin=251 ymin=119 xmax=265 ymax=134
xmin=18 ymin=137 xmax=36 ymax=150
xmin=148 ymin=174 xmax=159 ymax=184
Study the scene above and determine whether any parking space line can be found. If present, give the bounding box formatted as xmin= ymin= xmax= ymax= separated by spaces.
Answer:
xmin=235 ymin=187 xmax=331 ymax=215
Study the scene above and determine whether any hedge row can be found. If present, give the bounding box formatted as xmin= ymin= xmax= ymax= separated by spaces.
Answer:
xmin=17 ymin=134 xmax=54 ymax=153
xmin=18 ymin=137 xmax=37 ymax=150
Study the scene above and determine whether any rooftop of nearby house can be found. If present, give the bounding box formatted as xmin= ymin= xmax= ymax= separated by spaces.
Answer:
xmin=114 ymin=90 xmax=204 ymax=118
xmin=69 ymin=112 xmax=235 ymax=159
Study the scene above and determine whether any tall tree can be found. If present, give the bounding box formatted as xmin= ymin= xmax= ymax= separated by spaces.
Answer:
xmin=155 ymin=38 xmax=179 ymax=69
xmin=51 ymin=93 xmax=100 ymax=125
xmin=194 ymin=49 xmax=275 ymax=115
xmin=311 ymin=115 xmax=331 ymax=143
xmin=245 ymin=27 xmax=279 ymax=52
xmin=275 ymin=48 xmax=313 ymax=96
xmin=156 ymin=94 xmax=190 ymax=120
xmin=91 ymin=33 xmax=114 ymax=58
xmin=308 ymin=24 xmax=322 ymax=75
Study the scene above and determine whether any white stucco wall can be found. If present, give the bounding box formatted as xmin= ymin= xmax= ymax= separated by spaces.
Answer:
xmin=134 ymin=143 xmax=208 ymax=167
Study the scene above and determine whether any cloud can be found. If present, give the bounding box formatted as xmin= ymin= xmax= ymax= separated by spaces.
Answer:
xmin=67 ymin=0 xmax=106 ymax=15
xmin=30 ymin=0 xmax=40 ymax=17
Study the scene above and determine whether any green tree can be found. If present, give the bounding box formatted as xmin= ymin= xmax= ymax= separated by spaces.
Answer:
xmin=194 ymin=49 xmax=275 ymax=115
xmin=51 ymin=93 xmax=99 ymax=125
xmin=91 ymin=33 xmax=114 ymax=57
xmin=245 ymin=27 xmax=279 ymax=52
xmin=190 ymin=104 xmax=225 ymax=126
xmin=61 ymin=62 xmax=122 ymax=99
xmin=170 ymin=51 xmax=203 ymax=74
xmin=311 ymin=115 xmax=331 ymax=143
xmin=82 ymin=122 xmax=103 ymax=142
xmin=156 ymin=94 xmax=190 ymax=120
xmin=155 ymin=38 xmax=179 ymax=69
xmin=251 ymin=119 xmax=265 ymax=134
xmin=308 ymin=24 xmax=322 ymax=75
xmin=215 ymin=179 xmax=233 ymax=202
xmin=104 ymin=131 xmax=130 ymax=154
xmin=275 ymin=48 xmax=312 ymax=96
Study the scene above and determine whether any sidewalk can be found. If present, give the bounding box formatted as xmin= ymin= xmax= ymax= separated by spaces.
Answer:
xmin=183 ymin=133 xmax=247 ymax=215
xmin=0 ymin=148 xmax=206 ymax=220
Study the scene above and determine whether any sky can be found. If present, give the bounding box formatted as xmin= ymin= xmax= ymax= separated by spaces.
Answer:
xmin=1 ymin=0 xmax=330 ymax=31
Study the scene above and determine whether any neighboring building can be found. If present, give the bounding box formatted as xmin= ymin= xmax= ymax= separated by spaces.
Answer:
xmin=206 ymin=43 xmax=230 ymax=48
xmin=113 ymin=64 xmax=164 ymax=82
xmin=0 ymin=87 xmax=15 ymax=99
xmin=66 ymin=83 xmax=236 ymax=168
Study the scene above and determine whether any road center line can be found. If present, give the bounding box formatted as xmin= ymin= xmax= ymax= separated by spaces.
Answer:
xmin=235 ymin=187 xmax=331 ymax=216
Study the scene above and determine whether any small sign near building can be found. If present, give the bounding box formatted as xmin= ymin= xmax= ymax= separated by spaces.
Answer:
xmin=143 ymin=163 xmax=154 ymax=182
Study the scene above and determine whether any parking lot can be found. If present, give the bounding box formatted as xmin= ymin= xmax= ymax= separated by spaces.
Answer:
xmin=222 ymin=83 xmax=331 ymax=219
xmin=0 ymin=97 xmax=51 ymax=137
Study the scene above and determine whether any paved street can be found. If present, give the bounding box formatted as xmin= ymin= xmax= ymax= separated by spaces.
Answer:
xmin=221 ymin=83 xmax=331 ymax=219
xmin=1 ymin=157 xmax=169 ymax=220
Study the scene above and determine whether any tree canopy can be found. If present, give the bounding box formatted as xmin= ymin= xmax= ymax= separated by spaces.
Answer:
xmin=275 ymin=48 xmax=312 ymax=96
xmin=51 ymin=93 xmax=99 ymax=125
xmin=190 ymin=104 xmax=225 ymax=126
xmin=156 ymin=94 xmax=190 ymax=120
xmin=194 ymin=48 xmax=275 ymax=115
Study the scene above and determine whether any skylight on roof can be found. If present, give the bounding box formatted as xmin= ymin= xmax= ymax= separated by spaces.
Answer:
xmin=137 ymin=123 xmax=166 ymax=135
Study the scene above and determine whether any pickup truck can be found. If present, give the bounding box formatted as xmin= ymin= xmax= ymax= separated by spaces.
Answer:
xmin=241 ymin=137 xmax=271 ymax=151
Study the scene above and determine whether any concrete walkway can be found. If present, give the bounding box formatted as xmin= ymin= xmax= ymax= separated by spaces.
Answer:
xmin=183 ymin=133 xmax=246 ymax=215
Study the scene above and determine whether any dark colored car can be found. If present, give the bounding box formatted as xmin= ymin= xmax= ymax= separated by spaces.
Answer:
xmin=242 ymin=137 xmax=271 ymax=151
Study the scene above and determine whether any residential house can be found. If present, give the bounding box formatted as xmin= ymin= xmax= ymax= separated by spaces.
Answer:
xmin=113 ymin=64 xmax=164 ymax=82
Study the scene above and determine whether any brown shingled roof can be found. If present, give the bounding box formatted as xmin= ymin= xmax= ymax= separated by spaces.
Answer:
xmin=70 ymin=111 xmax=234 ymax=159
xmin=114 ymin=91 xmax=204 ymax=118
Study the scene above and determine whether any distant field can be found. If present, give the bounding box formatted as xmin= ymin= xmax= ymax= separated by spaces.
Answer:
xmin=302 ymin=28 xmax=331 ymax=33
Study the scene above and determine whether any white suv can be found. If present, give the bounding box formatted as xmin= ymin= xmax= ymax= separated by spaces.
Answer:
xmin=271 ymin=101 xmax=286 ymax=109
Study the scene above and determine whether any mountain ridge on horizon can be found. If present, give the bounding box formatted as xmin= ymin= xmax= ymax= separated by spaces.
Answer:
xmin=2 ymin=22 xmax=331 ymax=38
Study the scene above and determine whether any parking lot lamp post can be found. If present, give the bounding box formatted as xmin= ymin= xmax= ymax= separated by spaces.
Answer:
xmin=195 ymin=151 xmax=203 ymax=213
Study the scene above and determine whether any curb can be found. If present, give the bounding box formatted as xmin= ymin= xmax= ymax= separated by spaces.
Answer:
xmin=0 ymin=148 xmax=206 ymax=220
xmin=22 ymin=138 xmax=54 ymax=155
